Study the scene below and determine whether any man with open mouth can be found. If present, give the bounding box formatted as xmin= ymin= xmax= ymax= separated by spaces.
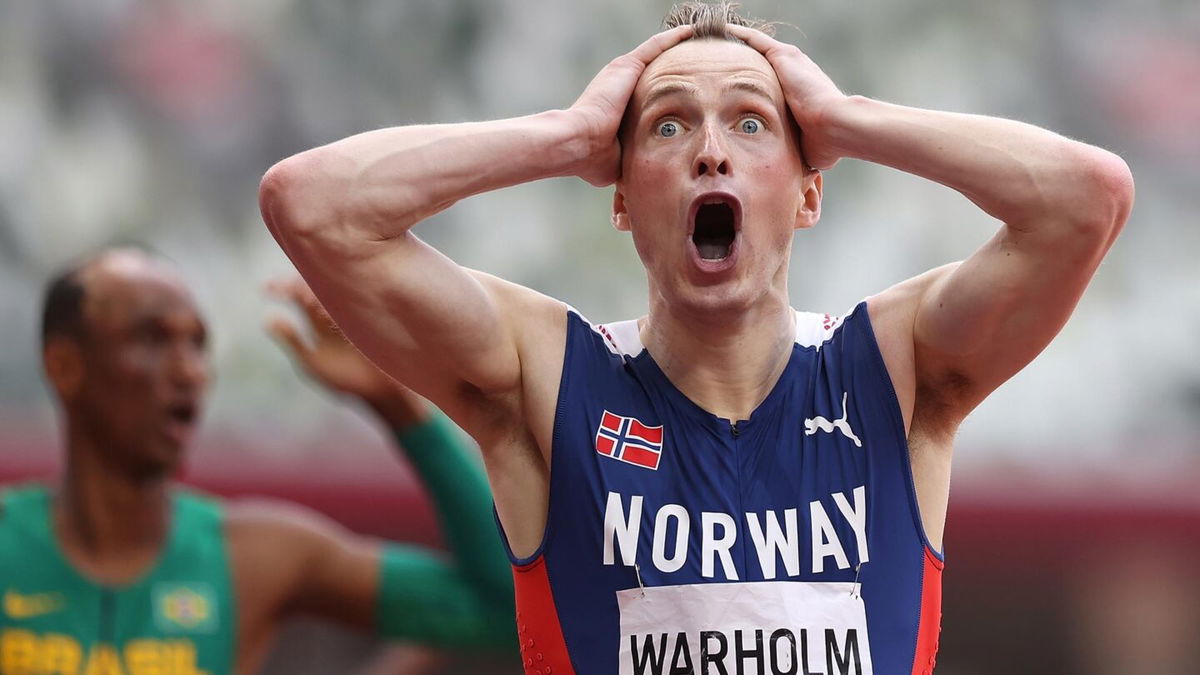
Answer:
xmin=259 ymin=2 xmax=1133 ymax=673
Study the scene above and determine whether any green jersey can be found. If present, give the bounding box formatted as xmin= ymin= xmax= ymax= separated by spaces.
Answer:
xmin=0 ymin=485 xmax=235 ymax=675
xmin=0 ymin=414 xmax=517 ymax=673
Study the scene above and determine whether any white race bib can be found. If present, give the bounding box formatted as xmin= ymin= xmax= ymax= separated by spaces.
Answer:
xmin=617 ymin=581 xmax=873 ymax=675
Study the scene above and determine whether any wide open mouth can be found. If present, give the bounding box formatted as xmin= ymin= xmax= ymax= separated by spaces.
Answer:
xmin=691 ymin=195 xmax=739 ymax=261
xmin=166 ymin=401 xmax=198 ymax=428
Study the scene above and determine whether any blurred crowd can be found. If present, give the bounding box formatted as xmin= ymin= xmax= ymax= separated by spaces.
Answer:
xmin=1 ymin=0 xmax=1197 ymax=472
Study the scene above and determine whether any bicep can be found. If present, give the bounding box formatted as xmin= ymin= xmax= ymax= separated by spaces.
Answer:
xmin=912 ymin=221 xmax=1111 ymax=410
xmin=290 ymin=233 xmax=523 ymax=398
xmin=259 ymin=149 xmax=518 ymax=396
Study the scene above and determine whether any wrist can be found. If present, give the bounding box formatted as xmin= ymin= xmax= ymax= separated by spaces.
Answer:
xmin=361 ymin=382 xmax=431 ymax=431
xmin=533 ymin=109 xmax=595 ymax=178
xmin=817 ymin=95 xmax=878 ymax=162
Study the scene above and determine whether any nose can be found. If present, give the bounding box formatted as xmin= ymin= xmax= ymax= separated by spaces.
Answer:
xmin=692 ymin=124 xmax=730 ymax=178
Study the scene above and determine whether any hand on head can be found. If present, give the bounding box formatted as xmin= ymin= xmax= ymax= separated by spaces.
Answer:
xmin=568 ymin=22 xmax=847 ymax=188
xmin=567 ymin=25 xmax=694 ymax=187
xmin=724 ymin=24 xmax=847 ymax=170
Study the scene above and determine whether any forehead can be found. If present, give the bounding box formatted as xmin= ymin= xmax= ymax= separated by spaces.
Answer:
xmin=633 ymin=38 xmax=783 ymax=108
xmin=81 ymin=255 xmax=204 ymax=332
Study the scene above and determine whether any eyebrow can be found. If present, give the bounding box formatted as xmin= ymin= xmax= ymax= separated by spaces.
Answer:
xmin=725 ymin=79 xmax=777 ymax=105
xmin=641 ymin=82 xmax=701 ymax=111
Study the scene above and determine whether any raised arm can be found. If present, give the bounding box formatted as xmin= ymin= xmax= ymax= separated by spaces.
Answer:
xmin=257 ymin=26 xmax=694 ymax=411
xmin=830 ymin=101 xmax=1130 ymax=412
xmin=729 ymin=25 xmax=1133 ymax=419
xmin=259 ymin=115 xmax=568 ymax=402
xmin=729 ymin=26 xmax=1132 ymax=551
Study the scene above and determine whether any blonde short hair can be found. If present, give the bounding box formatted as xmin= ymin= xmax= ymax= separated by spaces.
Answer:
xmin=661 ymin=2 xmax=776 ymax=40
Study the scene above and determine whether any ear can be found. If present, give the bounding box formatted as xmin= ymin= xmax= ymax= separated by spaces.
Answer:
xmin=43 ymin=338 xmax=84 ymax=402
xmin=611 ymin=188 xmax=632 ymax=232
xmin=793 ymin=169 xmax=823 ymax=231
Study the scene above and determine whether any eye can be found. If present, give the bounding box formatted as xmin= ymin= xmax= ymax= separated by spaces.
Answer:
xmin=137 ymin=324 xmax=169 ymax=345
xmin=656 ymin=121 xmax=679 ymax=138
xmin=740 ymin=118 xmax=762 ymax=134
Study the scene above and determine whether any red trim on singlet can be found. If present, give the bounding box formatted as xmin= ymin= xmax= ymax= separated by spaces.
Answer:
xmin=911 ymin=546 xmax=945 ymax=674
xmin=512 ymin=555 xmax=575 ymax=675
xmin=596 ymin=323 xmax=622 ymax=353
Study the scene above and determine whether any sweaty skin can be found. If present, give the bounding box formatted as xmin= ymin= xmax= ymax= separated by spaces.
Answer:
xmin=259 ymin=26 xmax=1131 ymax=565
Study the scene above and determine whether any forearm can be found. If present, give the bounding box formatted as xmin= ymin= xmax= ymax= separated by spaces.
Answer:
xmin=260 ymin=109 xmax=586 ymax=243
xmin=376 ymin=544 xmax=516 ymax=651
xmin=392 ymin=413 xmax=513 ymax=604
xmin=824 ymin=96 xmax=1132 ymax=232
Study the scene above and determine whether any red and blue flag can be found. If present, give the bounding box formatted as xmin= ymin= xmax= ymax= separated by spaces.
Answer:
xmin=594 ymin=411 xmax=663 ymax=470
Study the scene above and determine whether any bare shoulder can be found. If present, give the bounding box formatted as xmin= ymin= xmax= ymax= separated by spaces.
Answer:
xmin=474 ymin=272 xmax=568 ymax=377
xmin=864 ymin=262 xmax=961 ymax=435
xmin=468 ymin=269 xmax=569 ymax=348
xmin=226 ymin=498 xmax=346 ymax=538
xmin=225 ymin=498 xmax=363 ymax=572
xmin=866 ymin=262 xmax=961 ymax=341
xmin=225 ymin=497 xmax=375 ymax=595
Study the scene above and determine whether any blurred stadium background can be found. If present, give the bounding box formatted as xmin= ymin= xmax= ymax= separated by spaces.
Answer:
xmin=1 ymin=0 xmax=1197 ymax=672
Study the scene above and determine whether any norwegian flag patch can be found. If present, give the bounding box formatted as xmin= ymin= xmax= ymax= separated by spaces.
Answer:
xmin=595 ymin=411 xmax=664 ymax=470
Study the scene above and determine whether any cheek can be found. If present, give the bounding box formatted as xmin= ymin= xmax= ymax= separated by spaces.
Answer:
xmin=750 ymin=155 xmax=803 ymax=204
xmin=624 ymin=166 xmax=683 ymax=235
xmin=95 ymin=352 xmax=159 ymax=401
xmin=625 ymin=141 xmax=684 ymax=186
xmin=628 ymin=217 xmax=678 ymax=274
xmin=626 ymin=158 xmax=672 ymax=195
xmin=112 ymin=349 xmax=158 ymax=381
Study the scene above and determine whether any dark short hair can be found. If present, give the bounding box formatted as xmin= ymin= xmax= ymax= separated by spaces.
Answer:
xmin=662 ymin=2 xmax=775 ymax=39
xmin=40 ymin=244 xmax=163 ymax=348
xmin=41 ymin=263 xmax=88 ymax=348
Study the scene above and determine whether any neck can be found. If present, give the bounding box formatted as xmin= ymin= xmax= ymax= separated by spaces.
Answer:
xmin=56 ymin=422 xmax=171 ymax=568
xmin=641 ymin=291 xmax=795 ymax=422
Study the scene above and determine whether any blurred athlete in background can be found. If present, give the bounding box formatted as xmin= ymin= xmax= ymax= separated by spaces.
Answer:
xmin=0 ymin=248 xmax=514 ymax=674
xmin=260 ymin=2 xmax=1132 ymax=672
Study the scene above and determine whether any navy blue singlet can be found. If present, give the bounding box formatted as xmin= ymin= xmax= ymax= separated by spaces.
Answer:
xmin=502 ymin=303 xmax=943 ymax=675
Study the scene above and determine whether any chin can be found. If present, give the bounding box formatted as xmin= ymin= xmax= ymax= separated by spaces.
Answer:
xmin=132 ymin=446 xmax=185 ymax=481
xmin=671 ymin=279 xmax=760 ymax=319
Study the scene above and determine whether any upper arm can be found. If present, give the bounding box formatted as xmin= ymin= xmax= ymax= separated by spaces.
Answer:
xmin=908 ymin=153 xmax=1133 ymax=418
xmin=269 ymin=213 xmax=522 ymax=402
xmin=259 ymin=154 xmax=547 ymax=406
xmin=228 ymin=500 xmax=380 ymax=632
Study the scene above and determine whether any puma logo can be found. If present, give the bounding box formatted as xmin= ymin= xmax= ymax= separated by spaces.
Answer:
xmin=804 ymin=392 xmax=862 ymax=448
